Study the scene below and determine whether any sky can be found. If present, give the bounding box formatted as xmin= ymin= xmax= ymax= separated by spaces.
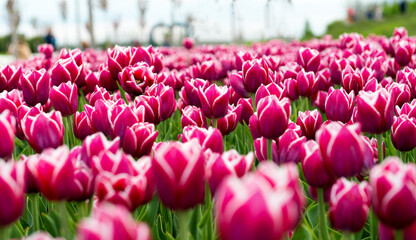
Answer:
xmin=0 ymin=0 xmax=393 ymax=47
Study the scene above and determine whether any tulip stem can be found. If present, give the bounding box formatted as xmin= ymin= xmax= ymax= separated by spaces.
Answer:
xmin=0 ymin=225 xmax=11 ymax=240
xmin=30 ymin=193 xmax=40 ymax=232
xmin=370 ymin=209 xmax=378 ymax=240
xmin=65 ymin=116 xmax=75 ymax=148
xmin=177 ymin=210 xmax=190 ymax=240
xmin=395 ymin=229 xmax=403 ymax=240
xmin=57 ymin=201 xmax=72 ymax=240
xmin=318 ymin=188 xmax=330 ymax=240
xmin=343 ymin=232 xmax=355 ymax=240
xmin=376 ymin=134 xmax=384 ymax=162
xmin=212 ymin=119 xmax=217 ymax=128
xmin=117 ymin=82 xmax=128 ymax=104
xmin=267 ymin=138 xmax=273 ymax=161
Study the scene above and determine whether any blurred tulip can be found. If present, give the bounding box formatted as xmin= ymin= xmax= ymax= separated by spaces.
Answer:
xmin=296 ymin=47 xmax=320 ymax=72
xmin=38 ymin=43 xmax=54 ymax=59
xmin=395 ymin=40 xmax=414 ymax=66
xmin=296 ymin=70 xmax=316 ymax=97
xmin=0 ymin=89 xmax=23 ymax=117
xmin=370 ymin=157 xmax=416 ymax=229
xmin=296 ymin=109 xmax=322 ymax=140
xmin=255 ymin=82 xmax=285 ymax=106
xmin=183 ymin=38 xmax=194 ymax=49
xmin=275 ymin=128 xmax=306 ymax=164
xmin=182 ymin=126 xmax=224 ymax=153
xmin=0 ymin=110 xmax=15 ymax=159
xmin=107 ymin=46 xmax=129 ymax=80
xmin=181 ymin=105 xmax=208 ymax=129
xmin=328 ymin=178 xmax=371 ymax=232
xmin=122 ymin=122 xmax=158 ymax=158
xmin=217 ymin=104 xmax=242 ymax=135
xmin=237 ymin=97 xmax=253 ymax=125
xmin=77 ymin=204 xmax=151 ymax=240
xmin=0 ymin=65 xmax=21 ymax=92
xmin=179 ymin=78 xmax=209 ymax=107
xmin=80 ymin=132 xmax=120 ymax=166
xmin=0 ymin=161 xmax=25 ymax=226
xmin=341 ymin=67 xmax=364 ymax=94
xmin=385 ymin=82 xmax=411 ymax=107
xmin=253 ymin=137 xmax=277 ymax=162
xmin=391 ymin=115 xmax=416 ymax=152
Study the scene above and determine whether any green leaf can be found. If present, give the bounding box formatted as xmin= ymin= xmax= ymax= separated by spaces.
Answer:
xmin=41 ymin=213 xmax=59 ymax=237
xmin=291 ymin=223 xmax=313 ymax=240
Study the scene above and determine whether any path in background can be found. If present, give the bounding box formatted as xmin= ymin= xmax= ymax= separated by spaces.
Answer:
xmin=0 ymin=55 xmax=14 ymax=65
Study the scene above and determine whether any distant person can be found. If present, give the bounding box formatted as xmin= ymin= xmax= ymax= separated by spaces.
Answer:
xmin=347 ymin=7 xmax=356 ymax=23
xmin=400 ymin=0 xmax=407 ymax=14
xmin=8 ymin=38 xmax=32 ymax=59
xmin=45 ymin=28 xmax=56 ymax=49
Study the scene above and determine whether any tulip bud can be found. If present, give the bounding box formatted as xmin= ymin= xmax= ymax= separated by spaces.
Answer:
xmin=237 ymin=97 xmax=253 ymax=125
xmin=119 ymin=63 xmax=156 ymax=96
xmin=395 ymin=40 xmax=414 ymax=66
xmin=50 ymin=82 xmax=78 ymax=117
xmin=182 ymin=126 xmax=224 ymax=153
xmin=379 ymin=221 xmax=416 ymax=240
xmin=316 ymin=122 xmax=364 ymax=178
xmin=152 ymin=140 xmax=206 ymax=209
xmin=80 ymin=132 xmax=120 ymax=166
xmin=22 ymin=110 xmax=64 ymax=153
xmin=235 ymin=51 xmax=254 ymax=71
xmin=370 ymin=157 xmax=416 ymax=228
xmin=315 ymin=68 xmax=333 ymax=91
xmin=301 ymin=140 xmax=336 ymax=188
xmin=109 ymin=104 xmax=139 ymax=140
xmin=356 ymin=88 xmax=394 ymax=134
xmin=296 ymin=109 xmax=322 ymax=140
xmin=283 ymin=78 xmax=298 ymax=101
xmin=342 ymin=67 xmax=364 ymax=94
xmin=253 ymin=137 xmax=277 ymax=162
xmin=391 ymin=115 xmax=416 ymax=152
xmin=183 ymin=38 xmax=194 ymax=49
xmin=325 ymin=87 xmax=355 ymax=123
xmin=0 ymin=110 xmax=15 ymax=159
xmin=0 ymin=65 xmax=21 ymax=92
xmin=51 ymin=58 xmax=82 ymax=86
xmin=88 ymin=86 xmax=111 ymax=106
xmin=296 ymin=47 xmax=320 ymax=72
xmin=329 ymin=58 xmax=348 ymax=85
xmin=255 ymin=82 xmax=285 ymax=106
xmin=181 ymin=105 xmax=208 ymax=129
xmin=249 ymin=96 xmax=290 ymax=139
xmin=77 ymin=204 xmax=151 ymax=240
xmin=198 ymin=84 xmax=229 ymax=119
xmin=329 ymin=178 xmax=371 ymax=232
xmin=297 ymin=70 xmax=316 ymax=97
xmin=20 ymin=69 xmax=50 ymax=106
xmin=38 ymin=43 xmax=54 ymax=59
xmin=107 ymin=46 xmax=129 ymax=80
xmin=68 ymin=148 xmax=94 ymax=201
xmin=0 ymin=89 xmax=23 ymax=117
xmin=179 ymin=78 xmax=209 ymax=108
xmin=144 ymin=83 xmax=176 ymax=122
xmin=385 ymin=82 xmax=411 ymax=107
xmin=98 ymin=64 xmax=118 ymax=91
xmin=207 ymin=150 xmax=254 ymax=194
xmin=217 ymin=104 xmax=242 ymax=135
xmin=91 ymin=150 xmax=136 ymax=177
xmin=275 ymin=128 xmax=306 ymax=164
xmin=0 ymin=161 xmax=25 ymax=226
xmin=122 ymin=122 xmax=158 ymax=158
xmin=311 ymin=90 xmax=328 ymax=113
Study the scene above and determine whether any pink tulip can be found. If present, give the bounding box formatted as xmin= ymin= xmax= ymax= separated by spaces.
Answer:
xmin=50 ymin=81 xmax=78 ymax=116
xmin=20 ymin=69 xmax=50 ymax=106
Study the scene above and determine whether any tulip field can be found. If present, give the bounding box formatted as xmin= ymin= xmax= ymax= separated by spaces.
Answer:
xmin=2 ymin=28 xmax=416 ymax=240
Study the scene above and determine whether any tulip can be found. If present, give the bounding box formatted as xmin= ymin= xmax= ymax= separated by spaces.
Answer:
xmin=0 ymin=89 xmax=23 ymax=117
xmin=217 ymin=104 xmax=242 ymax=135
xmin=296 ymin=47 xmax=320 ymax=72
xmin=356 ymin=88 xmax=394 ymax=134
xmin=249 ymin=96 xmax=290 ymax=139
xmin=107 ymin=45 xmax=129 ymax=80
xmin=91 ymin=150 xmax=136 ymax=177
xmin=80 ymin=132 xmax=120 ymax=166
xmin=20 ymin=69 xmax=50 ymax=106
xmin=296 ymin=109 xmax=322 ymax=140
xmin=118 ymin=62 xmax=156 ymax=96
xmin=255 ymin=82 xmax=285 ymax=106
xmin=253 ymin=137 xmax=277 ymax=162
xmin=237 ymin=97 xmax=253 ymax=125
xmin=215 ymin=173 xmax=293 ymax=240
xmin=73 ymin=111 xmax=96 ymax=140
xmin=316 ymin=122 xmax=364 ymax=178
xmin=385 ymin=57 xmax=401 ymax=78
xmin=328 ymin=178 xmax=371 ymax=233
xmin=391 ymin=115 xmax=416 ymax=152
xmin=207 ymin=150 xmax=254 ymax=194
xmin=311 ymin=90 xmax=328 ymax=113
xmin=315 ymin=68 xmax=333 ymax=91
xmin=182 ymin=126 xmax=224 ymax=153
xmin=0 ymin=65 xmax=21 ymax=92
xmin=21 ymin=110 xmax=64 ymax=153
xmin=198 ymin=84 xmax=229 ymax=119
xmin=297 ymin=70 xmax=316 ymax=97
xmin=341 ymin=67 xmax=364 ymax=94
xmin=395 ymin=40 xmax=414 ymax=66
xmin=193 ymin=60 xmax=219 ymax=81
xmin=99 ymin=65 xmax=118 ymax=91
xmin=68 ymin=149 xmax=94 ymax=201
xmin=360 ymin=136 xmax=379 ymax=177
xmin=38 ymin=43 xmax=54 ymax=59
xmin=379 ymin=221 xmax=416 ymax=240
xmin=275 ymin=128 xmax=306 ymax=164
xmin=144 ymin=83 xmax=177 ymax=122
xmin=0 ymin=161 xmax=25 ymax=227
xmin=109 ymin=104 xmax=139 ymax=140
xmin=254 ymin=162 xmax=305 ymax=231
xmin=181 ymin=105 xmax=208 ymax=129
xmin=230 ymin=59 xmax=272 ymax=97
xmin=152 ymin=140 xmax=205 ymax=209
xmin=77 ymin=204 xmax=151 ymax=240
xmin=122 ymin=122 xmax=158 ymax=158
xmin=179 ymin=78 xmax=209 ymax=107
xmin=235 ymin=51 xmax=254 ymax=71
xmin=0 ymin=110 xmax=15 ymax=159
xmin=396 ymin=99 xmax=416 ymax=118
xmin=87 ymin=86 xmax=112 ymax=107
xmin=301 ymin=140 xmax=336 ymax=188
xmin=183 ymin=37 xmax=194 ymax=49
xmin=385 ymin=82 xmax=411 ymax=107
xmin=325 ymin=87 xmax=355 ymax=123
xmin=51 ymin=57 xmax=82 ymax=86
xmin=84 ymin=71 xmax=100 ymax=93
xmin=329 ymin=58 xmax=348 ymax=85
xmin=50 ymin=82 xmax=78 ymax=117
xmin=370 ymin=157 xmax=416 ymax=229
xmin=283 ymin=78 xmax=298 ymax=101
xmin=157 ymin=71 xmax=181 ymax=91
xmin=84 ymin=99 xmax=121 ymax=137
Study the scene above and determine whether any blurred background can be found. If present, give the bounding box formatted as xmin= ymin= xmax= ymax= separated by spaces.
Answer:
xmin=0 ymin=0 xmax=413 ymax=59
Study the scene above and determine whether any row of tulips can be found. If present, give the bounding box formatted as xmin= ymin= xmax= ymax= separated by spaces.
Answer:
xmin=2 ymin=27 xmax=416 ymax=240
